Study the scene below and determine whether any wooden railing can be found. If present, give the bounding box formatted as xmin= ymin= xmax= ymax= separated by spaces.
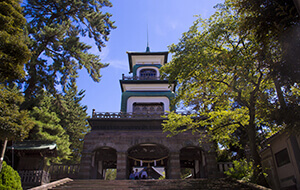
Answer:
xmin=19 ymin=170 xmax=50 ymax=186
xmin=91 ymin=111 xmax=204 ymax=119
xmin=92 ymin=111 xmax=164 ymax=119
xmin=48 ymin=164 xmax=80 ymax=180
xmin=122 ymin=74 xmax=162 ymax=80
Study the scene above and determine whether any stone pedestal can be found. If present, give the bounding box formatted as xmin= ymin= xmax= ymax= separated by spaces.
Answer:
xmin=116 ymin=152 xmax=127 ymax=179
xmin=205 ymin=151 xmax=218 ymax=178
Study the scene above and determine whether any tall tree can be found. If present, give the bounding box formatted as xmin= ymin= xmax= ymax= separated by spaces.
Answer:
xmin=0 ymin=0 xmax=32 ymax=171
xmin=0 ymin=84 xmax=34 ymax=171
xmin=29 ymin=92 xmax=71 ymax=163
xmin=0 ymin=84 xmax=34 ymax=141
xmin=56 ymin=82 xmax=90 ymax=164
xmin=231 ymin=0 xmax=300 ymax=131
xmin=0 ymin=0 xmax=31 ymax=83
xmin=22 ymin=0 xmax=116 ymax=108
xmin=161 ymin=3 xmax=278 ymax=185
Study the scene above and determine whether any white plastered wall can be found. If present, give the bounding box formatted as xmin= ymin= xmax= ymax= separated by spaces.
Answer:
xmin=127 ymin=96 xmax=170 ymax=112
xmin=122 ymin=83 xmax=173 ymax=92
xmin=132 ymin=55 xmax=165 ymax=68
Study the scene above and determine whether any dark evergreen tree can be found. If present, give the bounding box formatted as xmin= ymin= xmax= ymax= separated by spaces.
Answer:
xmin=0 ymin=84 xmax=34 ymax=141
xmin=57 ymin=82 xmax=90 ymax=164
xmin=0 ymin=84 xmax=34 ymax=171
xmin=22 ymin=0 xmax=116 ymax=108
xmin=0 ymin=0 xmax=31 ymax=83
xmin=29 ymin=92 xmax=71 ymax=163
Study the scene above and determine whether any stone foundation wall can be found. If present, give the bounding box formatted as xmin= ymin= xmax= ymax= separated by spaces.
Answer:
xmin=80 ymin=129 xmax=217 ymax=179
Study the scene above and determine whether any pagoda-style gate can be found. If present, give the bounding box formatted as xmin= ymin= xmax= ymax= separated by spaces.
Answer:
xmin=79 ymin=112 xmax=217 ymax=179
xmin=79 ymin=48 xmax=218 ymax=179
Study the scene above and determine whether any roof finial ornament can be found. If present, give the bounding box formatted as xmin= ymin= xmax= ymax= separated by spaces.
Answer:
xmin=146 ymin=24 xmax=150 ymax=52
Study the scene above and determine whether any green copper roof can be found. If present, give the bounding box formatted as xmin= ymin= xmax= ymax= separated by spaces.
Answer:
xmin=146 ymin=45 xmax=150 ymax=52
xmin=7 ymin=141 xmax=57 ymax=150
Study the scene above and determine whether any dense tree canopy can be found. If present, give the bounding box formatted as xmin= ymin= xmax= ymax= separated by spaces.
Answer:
xmin=161 ymin=3 xmax=283 ymax=185
xmin=0 ymin=0 xmax=31 ymax=82
xmin=0 ymin=84 xmax=34 ymax=141
xmin=0 ymin=0 xmax=115 ymax=165
xmin=231 ymin=0 xmax=300 ymax=130
xmin=25 ymin=82 xmax=89 ymax=164
xmin=22 ymin=0 xmax=116 ymax=108
xmin=55 ymin=82 xmax=90 ymax=164
xmin=29 ymin=92 xmax=71 ymax=163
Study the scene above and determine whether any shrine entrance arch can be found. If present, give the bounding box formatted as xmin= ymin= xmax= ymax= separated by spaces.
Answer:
xmin=180 ymin=146 xmax=206 ymax=178
xmin=127 ymin=143 xmax=169 ymax=179
xmin=91 ymin=147 xmax=117 ymax=179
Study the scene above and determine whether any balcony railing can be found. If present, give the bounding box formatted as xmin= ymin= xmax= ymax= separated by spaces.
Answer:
xmin=122 ymin=74 xmax=162 ymax=81
xmin=91 ymin=110 xmax=203 ymax=119
xmin=49 ymin=164 xmax=80 ymax=180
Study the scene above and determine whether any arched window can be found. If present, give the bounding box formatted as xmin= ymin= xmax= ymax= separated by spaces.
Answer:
xmin=139 ymin=69 xmax=157 ymax=80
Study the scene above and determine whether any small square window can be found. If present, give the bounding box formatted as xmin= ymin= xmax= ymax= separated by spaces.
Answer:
xmin=275 ymin=148 xmax=290 ymax=167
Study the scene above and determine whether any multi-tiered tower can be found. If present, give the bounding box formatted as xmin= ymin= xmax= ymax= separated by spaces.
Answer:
xmin=79 ymin=47 xmax=217 ymax=180
xmin=120 ymin=47 xmax=175 ymax=114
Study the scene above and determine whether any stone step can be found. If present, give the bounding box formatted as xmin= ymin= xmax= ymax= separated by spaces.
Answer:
xmin=51 ymin=178 xmax=267 ymax=190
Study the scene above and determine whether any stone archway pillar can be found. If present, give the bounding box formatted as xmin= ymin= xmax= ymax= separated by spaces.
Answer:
xmin=116 ymin=152 xmax=127 ymax=179
xmin=167 ymin=152 xmax=181 ymax=179
xmin=79 ymin=152 xmax=92 ymax=179
xmin=204 ymin=151 xmax=218 ymax=178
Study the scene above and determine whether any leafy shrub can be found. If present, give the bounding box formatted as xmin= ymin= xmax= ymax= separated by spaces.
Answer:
xmin=224 ymin=159 xmax=253 ymax=182
xmin=0 ymin=161 xmax=22 ymax=190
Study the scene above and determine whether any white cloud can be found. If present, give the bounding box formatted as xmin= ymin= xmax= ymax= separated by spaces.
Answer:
xmin=170 ymin=20 xmax=178 ymax=30
xmin=106 ymin=59 xmax=128 ymax=71
xmin=99 ymin=46 xmax=110 ymax=61
xmin=153 ymin=17 xmax=180 ymax=37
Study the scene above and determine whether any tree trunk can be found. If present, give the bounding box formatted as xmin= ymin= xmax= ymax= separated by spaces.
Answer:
xmin=273 ymin=77 xmax=287 ymax=110
xmin=293 ymin=0 xmax=300 ymax=15
xmin=247 ymin=95 xmax=268 ymax=186
xmin=0 ymin=138 xmax=8 ymax=172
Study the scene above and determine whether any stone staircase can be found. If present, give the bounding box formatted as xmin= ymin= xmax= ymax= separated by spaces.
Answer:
xmin=50 ymin=178 xmax=270 ymax=190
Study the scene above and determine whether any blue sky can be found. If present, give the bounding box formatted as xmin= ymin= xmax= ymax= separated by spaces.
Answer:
xmin=77 ymin=0 xmax=224 ymax=115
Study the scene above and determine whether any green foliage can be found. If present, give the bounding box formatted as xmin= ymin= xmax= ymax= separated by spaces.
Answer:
xmin=161 ymin=2 xmax=280 ymax=185
xmin=105 ymin=169 xmax=116 ymax=180
xmin=217 ymin=148 xmax=233 ymax=162
xmin=0 ymin=0 xmax=31 ymax=82
xmin=224 ymin=159 xmax=253 ymax=182
xmin=162 ymin=112 xmax=197 ymax=137
xmin=29 ymin=92 xmax=71 ymax=163
xmin=0 ymin=84 xmax=34 ymax=141
xmin=162 ymin=2 xmax=274 ymax=142
xmin=22 ymin=0 xmax=116 ymax=104
xmin=55 ymin=82 xmax=90 ymax=164
xmin=0 ymin=161 xmax=22 ymax=190
xmin=231 ymin=0 xmax=300 ymax=132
